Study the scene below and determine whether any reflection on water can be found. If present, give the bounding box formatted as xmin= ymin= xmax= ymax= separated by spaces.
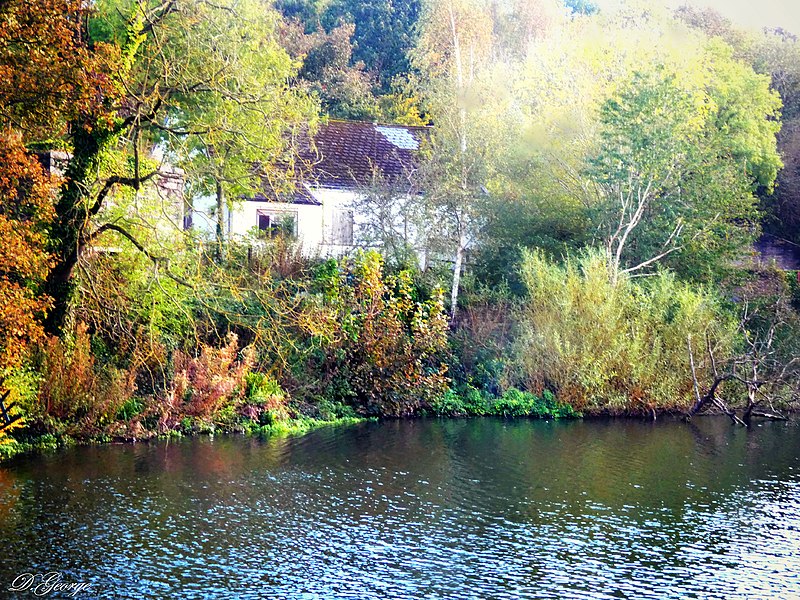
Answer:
xmin=1 ymin=418 xmax=799 ymax=599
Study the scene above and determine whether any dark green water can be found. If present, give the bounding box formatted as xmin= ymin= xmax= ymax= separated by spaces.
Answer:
xmin=1 ymin=418 xmax=799 ymax=599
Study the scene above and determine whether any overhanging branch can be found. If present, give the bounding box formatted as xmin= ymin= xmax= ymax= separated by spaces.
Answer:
xmin=85 ymin=223 xmax=193 ymax=288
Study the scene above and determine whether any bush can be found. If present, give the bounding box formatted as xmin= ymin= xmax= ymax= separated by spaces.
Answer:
xmin=430 ymin=385 xmax=577 ymax=419
xmin=515 ymin=250 xmax=737 ymax=414
xmin=31 ymin=323 xmax=136 ymax=435
xmin=315 ymin=399 xmax=358 ymax=421
xmin=489 ymin=388 xmax=578 ymax=419
xmin=307 ymin=251 xmax=451 ymax=416
xmin=152 ymin=333 xmax=287 ymax=431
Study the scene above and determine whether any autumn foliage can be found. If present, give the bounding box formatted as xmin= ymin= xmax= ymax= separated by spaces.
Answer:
xmin=0 ymin=133 xmax=54 ymax=376
xmin=0 ymin=0 xmax=120 ymax=138
xmin=33 ymin=323 xmax=135 ymax=434
xmin=311 ymin=252 xmax=450 ymax=416
xmin=162 ymin=334 xmax=255 ymax=428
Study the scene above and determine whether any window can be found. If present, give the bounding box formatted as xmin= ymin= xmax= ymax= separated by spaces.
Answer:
xmin=257 ymin=209 xmax=297 ymax=237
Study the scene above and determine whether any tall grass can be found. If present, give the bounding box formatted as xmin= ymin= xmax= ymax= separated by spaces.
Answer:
xmin=515 ymin=250 xmax=737 ymax=414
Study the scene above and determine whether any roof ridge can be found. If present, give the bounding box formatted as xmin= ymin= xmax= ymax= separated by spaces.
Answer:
xmin=323 ymin=118 xmax=431 ymax=130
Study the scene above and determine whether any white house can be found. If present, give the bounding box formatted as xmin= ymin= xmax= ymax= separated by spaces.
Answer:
xmin=216 ymin=120 xmax=429 ymax=257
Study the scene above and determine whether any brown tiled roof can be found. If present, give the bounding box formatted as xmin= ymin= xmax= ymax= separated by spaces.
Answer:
xmin=298 ymin=120 xmax=429 ymax=189
xmin=251 ymin=184 xmax=321 ymax=206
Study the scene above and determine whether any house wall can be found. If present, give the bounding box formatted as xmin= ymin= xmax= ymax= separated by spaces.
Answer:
xmin=224 ymin=186 xmax=419 ymax=260
xmin=227 ymin=200 xmax=323 ymax=256
xmin=221 ymin=187 xmax=364 ymax=258
xmin=308 ymin=187 xmax=361 ymax=257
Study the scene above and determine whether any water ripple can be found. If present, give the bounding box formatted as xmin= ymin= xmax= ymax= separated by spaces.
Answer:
xmin=0 ymin=418 xmax=799 ymax=599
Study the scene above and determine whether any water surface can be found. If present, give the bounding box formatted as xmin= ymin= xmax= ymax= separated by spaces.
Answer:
xmin=1 ymin=418 xmax=799 ymax=598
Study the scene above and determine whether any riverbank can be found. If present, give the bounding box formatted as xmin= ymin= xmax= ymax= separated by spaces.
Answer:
xmin=0 ymin=415 xmax=369 ymax=462
xmin=0 ymin=385 xmax=582 ymax=462
xmin=6 ymin=394 xmax=790 ymax=464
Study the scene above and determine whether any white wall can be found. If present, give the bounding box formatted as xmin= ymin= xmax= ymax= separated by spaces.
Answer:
xmin=226 ymin=199 xmax=323 ymax=257
xmin=220 ymin=185 xmax=412 ymax=259
xmin=310 ymin=187 xmax=360 ymax=257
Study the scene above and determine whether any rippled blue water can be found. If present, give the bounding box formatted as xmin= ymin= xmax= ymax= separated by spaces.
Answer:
xmin=1 ymin=418 xmax=799 ymax=599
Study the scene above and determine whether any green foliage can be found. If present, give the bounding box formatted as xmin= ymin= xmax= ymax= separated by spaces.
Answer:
xmin=244 ymin=372 xmax=285 ymax=406
xmin=157 ymin=0 xmax=318 ymax=216
xmin=115 ymin=397 xmax=143 ymax=421
xmin=448 ymin=294 xmax=516 ymax=394
xmin=588 ymin=63 xmax=769 ymax=281
xmin=429 ymin=386 xmax=487 ymax=416
xmin=281 ymin=21 xmax=379 ymax=120
xmin=301 ymin=251 xmax=450 ymax=416
xmin=490 ymin=388 xmax=579 ymax=419
xmin=515 ymin=249 xmax=738 ymax=414
xmin=471 ymin=7 xmax=781 ymax=286
xmin=430 ymin=385 xmax=579 ymax=419
xmin=245 ymin=414 xmax=365 ymax=438
xmin=276 ymin=0 xmax=423 ymax=119
xmin=5 ymin=0 xmax=800 ymax=459
xmin=788 ymin=272 xmax=800 ymax=312
xmin=319 ymin=0 xmax=420 ymax=88
xmin=315 ymin=399 xmax=358 ymax=421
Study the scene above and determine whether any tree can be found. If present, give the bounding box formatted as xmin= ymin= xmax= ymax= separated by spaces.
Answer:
xmin=412 ymin=0 xmax=496 ymax=318
xmin=350 ymin=172 xmax=422 ymax=270
xmin=321 ymin=0 xmax=422 ymax=89
xmin=8 ymin=0 xmax=316 ymax=336
xmin=0 ymin=0 xmax=122 ymax=338
xmin=587 ymin=42 xmax=781 ymax=283
xmin=0 ymin=134 xmax=55 ymax=377
xmin=470 ymin=7 xmax=781 ymax=284
xmin=154 ymin=0 xmax=317 ymax=260
xmin=280 ymin=20 xmax=378 ymax=119
xmin=687 ymin=298 xmax=800 ymax=426
xmin=676 ymin=6 xmax=800 ymax=246
xmin=0 ymin=0 xmax=120 ymax=141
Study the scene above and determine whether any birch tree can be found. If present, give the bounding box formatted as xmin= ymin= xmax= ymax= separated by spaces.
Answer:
xmin=413 ymin=0 xmax=498 ymax=318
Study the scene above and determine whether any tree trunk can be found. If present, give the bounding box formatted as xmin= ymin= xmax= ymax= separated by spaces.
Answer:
xmin=450 ymin=238 xmax=465 ymax=320
xmin=42 ymin=126 xmax=112 ymax=337
xmin=215 ymin=179 xmax=225 ymax=262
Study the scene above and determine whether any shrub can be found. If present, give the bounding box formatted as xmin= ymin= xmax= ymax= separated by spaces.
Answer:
xmin=31 ymin=323 xmax=136 ymax=435
xmin=489 ymin=388 xmax=578 ymax=419
xmin=429 ymin=388 xmax=473 ymax=416
xmin=154 ymin=333 xmax=271 ymax=430
xmin=515 ymin=249 xmax=737 ymax=414
xmin=315 ymin=399 xmax=358 ymax=421
xmin=430 ymin=385 xmax=577 ymax=418
xmin=309 ymin=251 xmax=451 ymax=416
xmin=242 ymin=372 xmax=289 ymax=421
xmin=429 ymin=385 xmax=490 ymax=416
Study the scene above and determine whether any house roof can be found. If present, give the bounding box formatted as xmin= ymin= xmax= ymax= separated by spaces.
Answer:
xmin=298 ymin=120 xmax=429 ymax=190
xmin=251 ymin=183 xmax=321 ymax=206
xmin=249 ymin=120 xmax=430 ymax=205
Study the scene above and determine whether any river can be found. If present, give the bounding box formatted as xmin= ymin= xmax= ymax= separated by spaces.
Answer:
xmin=1 ymin=417 xmax=799 ymax=599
